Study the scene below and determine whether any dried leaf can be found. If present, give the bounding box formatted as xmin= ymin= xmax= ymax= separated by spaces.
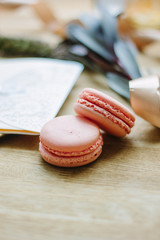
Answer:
xmin=106 ymin=73 xmax=130 ymax=99
xmin=114 ymin=40 xmax=141 ymax=79
xmin=66 ymin=23 xmax=116 ymax=62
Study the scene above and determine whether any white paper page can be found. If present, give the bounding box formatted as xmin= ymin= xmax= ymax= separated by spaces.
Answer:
xmin=0 ymin=120 xmax=38 ymax=135
xmin=0 ymin=58 xmax=83 ymax=134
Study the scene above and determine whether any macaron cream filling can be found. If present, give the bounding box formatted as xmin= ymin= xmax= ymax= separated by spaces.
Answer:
xmin=40 ymin=134 xmax=103 ymax=157
xmin=78 ymin=91 xmax=135 ymax=128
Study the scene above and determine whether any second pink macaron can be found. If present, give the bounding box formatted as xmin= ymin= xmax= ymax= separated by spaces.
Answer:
xmin=74 ymin=88 xmax=135 ymax=137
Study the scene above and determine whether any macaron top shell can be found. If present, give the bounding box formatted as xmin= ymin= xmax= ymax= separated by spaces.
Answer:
xmin=40 ymin=115 xmax=101 ymax=153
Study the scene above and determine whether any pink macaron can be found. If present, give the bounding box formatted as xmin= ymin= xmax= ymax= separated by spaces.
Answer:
xmin=74 ymin=88 xmax=135 ymax=137
xmin=39 ymin=115 xmax=103 ymax=167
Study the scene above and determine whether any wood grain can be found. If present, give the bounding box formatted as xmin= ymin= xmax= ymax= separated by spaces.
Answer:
xmin=0 ymin=1 xmax=160 ymax=239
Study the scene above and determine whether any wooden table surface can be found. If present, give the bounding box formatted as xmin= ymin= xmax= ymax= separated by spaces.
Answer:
xmin=0 ymin=1 xmax=160 ymax=240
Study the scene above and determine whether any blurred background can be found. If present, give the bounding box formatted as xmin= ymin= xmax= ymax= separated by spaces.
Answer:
xmin=0 ymin=0 xmax=160 ymax=65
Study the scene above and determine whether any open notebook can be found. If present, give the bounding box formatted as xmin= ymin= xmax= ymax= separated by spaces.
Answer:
xmin=0 ymin=58 xmax=83 ymax=135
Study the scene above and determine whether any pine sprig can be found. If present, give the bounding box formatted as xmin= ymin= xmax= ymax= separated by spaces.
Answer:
xmin=0 ymin=36 xmax=53 ymax=57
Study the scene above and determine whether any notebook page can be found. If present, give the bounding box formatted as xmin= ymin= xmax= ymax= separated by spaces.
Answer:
xmin=0 ymin=58 xmax=83 ymax=134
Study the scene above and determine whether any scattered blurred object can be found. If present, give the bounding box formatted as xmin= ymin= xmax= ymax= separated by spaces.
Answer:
xmin=32 ymin=0 xmax=67 ymax=38
xmin=118 ymin=17 xmax=160 ymax=51
xmin=0 ymin=0 xmax=67 ymax=37
xmin=143 ymin=41 xmax=160 ymax=59
xmin=125 ymin=0 xmax=160 ymax=29
xmin=118 ymin=0 xmax=160 ymax=50
xmin=118 ymin=17 xmax=154 ymax=51
xmin=135 ymin=29 xmax=160 ymax=42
